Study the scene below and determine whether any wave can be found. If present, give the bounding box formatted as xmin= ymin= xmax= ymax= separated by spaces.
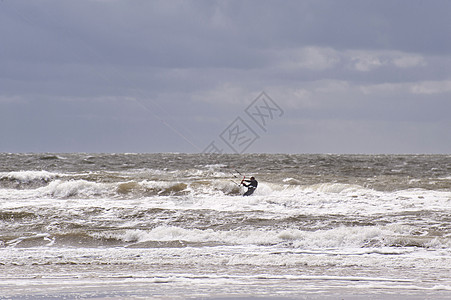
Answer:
xmin=0 ymin=226 xmax=403 ymax=249
xmin=0 ymin=173 xmax=246 ymax=200
xmin=303 ymin=182 xmax=369 ymax=193
xmin=38 ymin=180 xmax=112 ymax=198
xmin=3 ymin=232 xmax=126 ymax=248
xmin=39 ymin=154 xmax=67 ymax=160
xmin=117 ymin=181 xmax=190 ymax=197
xmin=2 ymin=173 xmax=449 ymax=208
xmin=88 ymin=225 xmax=451 ymax=250
xmin=0 ymin=171 xmax=60 ymax=189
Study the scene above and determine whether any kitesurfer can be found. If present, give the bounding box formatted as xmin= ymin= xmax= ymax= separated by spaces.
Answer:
xmin=242 ymin=176 xmax=258 ymax=196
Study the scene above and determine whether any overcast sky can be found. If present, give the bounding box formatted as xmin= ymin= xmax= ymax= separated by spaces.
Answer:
xmin=1 ymin=0 xmax=450 ymax=154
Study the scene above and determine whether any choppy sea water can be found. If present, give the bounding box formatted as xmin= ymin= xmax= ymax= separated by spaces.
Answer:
xmin=1 ymin=153 xmax=450 ymax=299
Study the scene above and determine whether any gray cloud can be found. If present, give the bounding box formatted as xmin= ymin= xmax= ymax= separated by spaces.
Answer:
xmin=1 ymin=0 xmax=450 ymax=153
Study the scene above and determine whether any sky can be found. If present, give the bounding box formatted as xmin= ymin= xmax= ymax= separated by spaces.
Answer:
xmin=1 ymin=0 xmax=450 ymax=154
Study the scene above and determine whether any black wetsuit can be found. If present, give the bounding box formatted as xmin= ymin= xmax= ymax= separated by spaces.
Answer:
xmin=242 ymin=178 xmax=258 ymax=196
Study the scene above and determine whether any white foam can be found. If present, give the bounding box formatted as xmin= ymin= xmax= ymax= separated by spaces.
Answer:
xmin=38 ymin=180 xmax=112 ymax=198
xmin=304 ymin=182 xmax=367 ymax=193
xmin=91 ymin=223 xmax=450 ymax=250
xmin=1 ymin=170 xmax=58 ymax=183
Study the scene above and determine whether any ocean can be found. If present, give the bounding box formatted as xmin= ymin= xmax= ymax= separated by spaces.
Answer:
xmin=1 ymin=153 xmax=450 ymax=299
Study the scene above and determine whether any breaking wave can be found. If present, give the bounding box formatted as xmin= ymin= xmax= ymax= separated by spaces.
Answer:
xmin=0 ymin=171 xmax=60 ymax=189
xmin=84 ymin=225 xmax=451 ymax=250
xmin=3 ymin=223 xmax=449 ymax=250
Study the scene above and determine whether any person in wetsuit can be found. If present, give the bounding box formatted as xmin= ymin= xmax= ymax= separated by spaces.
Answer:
xmin=242 ymin=176 xmax=258 ymax=196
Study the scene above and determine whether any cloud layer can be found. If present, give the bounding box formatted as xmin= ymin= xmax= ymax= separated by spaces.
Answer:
xmin=1 ymin=0 xmax=450 ymax=153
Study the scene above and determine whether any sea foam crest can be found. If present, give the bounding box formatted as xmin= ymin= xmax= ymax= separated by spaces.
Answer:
xmin=116 ymin=180 xmax=190 ymax=197
xmin=1 ymin=170 xmax=58 ymax=183
xmin=38 ymin=179 xmax=111 ymax=198
xmin=92 ymin=224 xmax=450 ymax=250
xmin=304 ymin=183 xmax=369 ymax=194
